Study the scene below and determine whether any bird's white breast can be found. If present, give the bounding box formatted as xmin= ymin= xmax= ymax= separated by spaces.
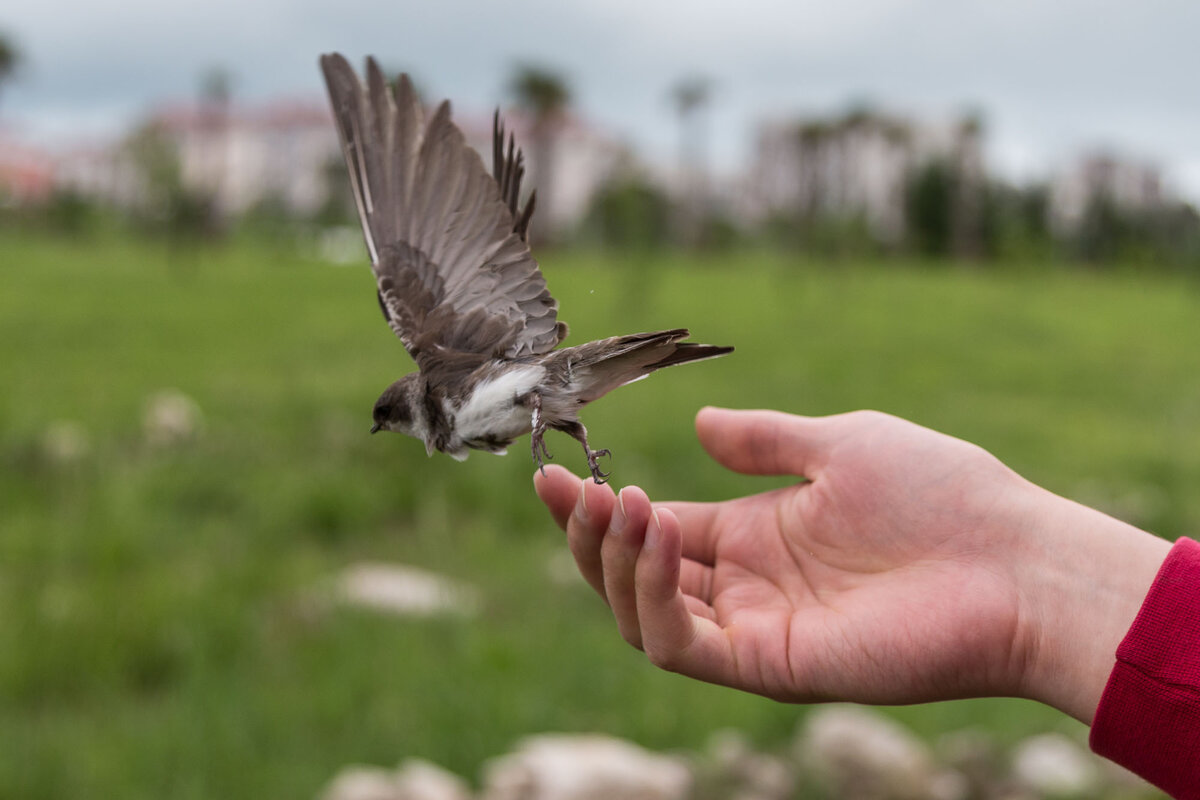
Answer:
xmin=451 ymin=365 xmax=546 ymax=442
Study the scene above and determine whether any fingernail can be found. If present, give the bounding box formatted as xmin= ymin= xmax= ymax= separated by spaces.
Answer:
xmin=574 ymin=483 xmax=590 ymax=524
xmin=610 ymin=490 xmax=628 ymax=535
xmin=644 ymin=510 xmax=662 ymax=551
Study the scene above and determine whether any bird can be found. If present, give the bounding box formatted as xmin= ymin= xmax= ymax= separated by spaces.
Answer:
xmin=319 ymin=53 xmax=732 ymax=483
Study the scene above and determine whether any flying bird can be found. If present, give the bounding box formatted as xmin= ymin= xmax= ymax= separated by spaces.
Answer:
xmin=319 ymin=53 xmax=732 ymax=483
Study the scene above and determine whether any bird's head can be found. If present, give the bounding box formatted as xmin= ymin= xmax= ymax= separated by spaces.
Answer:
xmin=371 ymin=375 xmax=432 ymax=452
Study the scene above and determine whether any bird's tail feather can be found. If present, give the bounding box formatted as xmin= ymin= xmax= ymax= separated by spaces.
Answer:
xmin=559 ymin=329 xmax=733 ymax=404
xmin=646 ymin=341 xmax=735 ymax=370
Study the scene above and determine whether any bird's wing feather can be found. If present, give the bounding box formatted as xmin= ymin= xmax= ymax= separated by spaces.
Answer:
xmin=492 ymin=110 xmax=537 ymax=241
xmin=319 ymin=53 xmax=567 ymax=366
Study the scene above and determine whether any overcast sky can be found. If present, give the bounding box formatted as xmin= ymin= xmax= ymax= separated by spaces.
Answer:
xmin=3 ymin=0 xmax=1199 ymax=199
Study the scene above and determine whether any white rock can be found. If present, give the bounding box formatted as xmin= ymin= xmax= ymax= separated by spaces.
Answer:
xmin=706 ymin=728 xmax=754 ymax=770
xmin=143 ymin=389 xmax=202 ymax=446
xmin=935 ymin=729 xmax=1011 ymax=799
xmin=1011 ymin=733 xmax=1098 ymax=796
xmin=704 ymin=729 xmax=793 ymax=800
xmin=739 ymin=754 xmax=794 ymax=800
xmin=927 ymin=769 xmax=970 ymax=800
xmin=41 ymin=420 xmax=90 ymax=465
xmin=321 ymin=760 xmax=473 ymax=800
xmin=335 ymin=562 xmax=480 ymax=618
xmin=394 ymin=759 xmax=474 ymax=800
xmin=481 ymin=734 xmax=691 ymax=800
xmin=321 ymin=765 xmax=405 ymax=800
xmin=797 ymin=706 xmax=940 ymax=798
xmin=544 ymin=549 xmax=585 ymax=588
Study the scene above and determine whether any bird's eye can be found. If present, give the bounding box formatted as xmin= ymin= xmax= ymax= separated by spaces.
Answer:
xmin=375 ymin=404 xmax=392 ymax=419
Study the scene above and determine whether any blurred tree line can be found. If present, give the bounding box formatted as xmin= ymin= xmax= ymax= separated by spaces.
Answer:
xmin=898 ymin=156 xmax=1200 ymax=271
xmin=12 ymin=140 xmax=1198 ymax=274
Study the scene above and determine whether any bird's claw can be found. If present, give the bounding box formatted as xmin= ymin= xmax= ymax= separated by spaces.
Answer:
xmin=587 ymin=449 xmax=612 ymax=484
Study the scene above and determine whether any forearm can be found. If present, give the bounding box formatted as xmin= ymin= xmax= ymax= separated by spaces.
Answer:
xmin=1015 ymin=485 xmax=1171 ymax=723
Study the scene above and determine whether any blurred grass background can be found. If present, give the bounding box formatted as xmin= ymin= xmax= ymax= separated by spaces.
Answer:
xmin=3 ymin=230 xmax=1199 ymax=798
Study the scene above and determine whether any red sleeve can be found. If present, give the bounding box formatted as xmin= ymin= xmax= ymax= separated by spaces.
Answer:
xmin=1090 ymin=537 xmax=1200 ymax=799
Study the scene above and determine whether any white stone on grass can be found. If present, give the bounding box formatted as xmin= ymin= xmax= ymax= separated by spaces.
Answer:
xmin=321 ymin=765 xmax=405 ymax=800
xmin=703 ymin=728 xmax=794 ymax=800
xmin=394 ymin=759 xmax=474 ymax=800
xmin=41 ymin=420 xmax=90 ymax=465
xmin=143 ymin=388 xmax=203 ymax=447
xmin=544 ymin=549 xmax=586 ymax=588
xmin=335 ymin=562 xmax=480 ymax=618
xmin=798 ymin=705 xmax=965 ymax=800
xmin=481 ymin=733 xmax=691 ymax=800
xmin=321 ymin=760 xmax=473 ymax=800
xmin=1011 ymin=733 xmax=1098 ymax=796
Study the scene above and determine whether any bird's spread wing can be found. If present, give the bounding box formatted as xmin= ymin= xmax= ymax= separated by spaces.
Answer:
xmin=319 ymin=53 xmax=567 ymax=367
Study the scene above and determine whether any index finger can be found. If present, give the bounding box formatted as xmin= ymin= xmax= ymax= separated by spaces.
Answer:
xmin=534 ymin=464 xmax=584 ymax=530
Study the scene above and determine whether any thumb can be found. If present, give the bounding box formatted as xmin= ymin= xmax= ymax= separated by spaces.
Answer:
xmin=694 ymin=407 xmax=831 ymax=477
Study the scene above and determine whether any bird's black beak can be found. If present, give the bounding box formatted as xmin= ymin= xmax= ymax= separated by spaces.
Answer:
xmin=370 ymin=422 xmax=382 ymax=434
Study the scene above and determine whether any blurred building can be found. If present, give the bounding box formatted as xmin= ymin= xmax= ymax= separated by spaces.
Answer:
xmin=148 ymin=99 xmax=336 ymax=216
xmin=744 ymin=110 xmax=985 ymax=247
xmin=54 ymin=143 xmax=144 ymax=208
xmin=18 ymin=97 xmax=625 ymax=237
xmin=46 ymin=100 xmax=337 ymax=217
xmin=0 ymin=134 xmax=55 ymax=205
xmin=1048 ymin=152 xmax=1166 ymax=234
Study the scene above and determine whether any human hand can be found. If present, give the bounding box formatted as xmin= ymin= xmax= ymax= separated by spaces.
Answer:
xmin=535 ymin=408 xmax=1169 ymax=722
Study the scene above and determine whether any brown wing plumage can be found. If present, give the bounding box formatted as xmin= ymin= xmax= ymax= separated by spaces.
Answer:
xmin=319 ymin=53 xmax=567 ymax=367
xmin=492 ymin=110 xmax=536 ymax=241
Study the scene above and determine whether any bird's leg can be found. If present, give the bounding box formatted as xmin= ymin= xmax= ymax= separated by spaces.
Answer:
xmin=557 ymin=420 xmax=611 ymax=484
xmin=529 ymin=392 xmax=553 ymax=475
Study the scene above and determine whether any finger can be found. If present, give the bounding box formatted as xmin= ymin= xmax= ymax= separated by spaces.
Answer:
xmin=679 ymin=558 xmax=714 ymax=605
xmin=601 ymin=486 xmax=653 ymax=649
xmin=634 ymin=508 xmax=737 ymax=684
xmin=655 ymin=500 xmax=721 ymax=566
xmin=566 ymin=477 xmax=617 ymax=601
xmin=695 ymin=406 xmax=835 ymax=478
xmin=534 ymin=464 xmax=584 ymax=531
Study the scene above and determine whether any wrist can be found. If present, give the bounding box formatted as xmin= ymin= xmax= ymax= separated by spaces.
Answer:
xmin=1014 ymin=487 xmax=1170 ymax=723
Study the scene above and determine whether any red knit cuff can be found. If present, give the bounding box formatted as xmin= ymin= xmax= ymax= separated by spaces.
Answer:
xmin=1090 ymin=537 xmax=1200 ymax=799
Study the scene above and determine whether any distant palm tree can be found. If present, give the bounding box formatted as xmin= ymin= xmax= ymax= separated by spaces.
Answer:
xmin=0 ymin=32 xmax=22 ymax=113
xmin=670 ymin=76 xmax=710 ymax=146
xmin=197 ymin=66 xmax=234 ymax=236
xmin=509 ymin=64 xmax=570 ymax=240
xmin=794 ymin=121 xmax=830 ymax=222
xmin=669 ymin=75 xmax=712 ymax=246
xmin=950 ymin=112 xmax=985 ymax=259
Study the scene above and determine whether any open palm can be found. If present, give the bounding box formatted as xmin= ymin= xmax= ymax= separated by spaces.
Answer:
xmin=535 ymin=407 xmax=1039 ymax=706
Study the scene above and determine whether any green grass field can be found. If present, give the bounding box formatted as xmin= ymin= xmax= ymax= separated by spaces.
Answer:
xmin=2 ymin=231 xmax=1198 ymax=797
